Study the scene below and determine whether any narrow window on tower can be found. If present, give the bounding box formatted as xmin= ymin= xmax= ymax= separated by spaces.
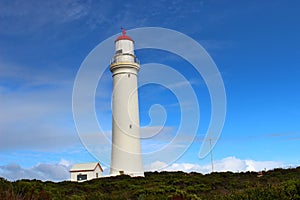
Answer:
xmin=128 ymin=73 xmax=130 ymax=78
xmin=116 ymin=49 xmax=122 ymax=54
xmin=129 ymin=124 xmax=132 ymax=129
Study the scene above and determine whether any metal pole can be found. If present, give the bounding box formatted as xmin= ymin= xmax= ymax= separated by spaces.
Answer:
xmin=210 ymin=138 xmax=214 ymax=173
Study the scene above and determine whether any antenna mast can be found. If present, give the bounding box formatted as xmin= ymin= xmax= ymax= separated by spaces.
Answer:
xmin=209 ymin=138 xmax=214 ymax=173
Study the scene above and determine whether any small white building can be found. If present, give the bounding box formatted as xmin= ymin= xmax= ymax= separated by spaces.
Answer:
xmin=70 ymin=162 xmax=103 ymax=182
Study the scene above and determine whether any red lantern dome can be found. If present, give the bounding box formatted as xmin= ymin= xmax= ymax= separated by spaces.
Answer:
xmin=115 ymin=28 xmax=133 ymax=42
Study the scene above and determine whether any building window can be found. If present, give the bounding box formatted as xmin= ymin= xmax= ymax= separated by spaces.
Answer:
xmin=128 ymin=73 xmax=130 ymax=78
xmin=96 ymin=173 xmax=98 ymax=178
xmin=77 ymin=174 xmax=87 ymax=181
xmin=129 ymin=124 xmax=132 ymax=129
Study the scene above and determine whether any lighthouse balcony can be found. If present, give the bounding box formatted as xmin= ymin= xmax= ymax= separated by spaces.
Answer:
xmin=110 ymin=53 xmax=140 ymax=65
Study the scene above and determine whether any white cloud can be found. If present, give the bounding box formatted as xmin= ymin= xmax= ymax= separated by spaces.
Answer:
xmin=0 ymin=159 xmax=72 ymax=182
xmin=0 ymin=61 xmax=74 ymax=87
xmin=144 ymin=156 xmax=284 ymax=174
xmin=0 ymin=84 xmax=81 ymax=150
xmin=140 ymin=126 xmax=173 ymax=139
xmin=0 ymin=0 xmax=91 ymax=35
xmin=146 ymin=160 xmax=168 ymax=170
xmin=0 ymin=61 xmax=82 ymax=151
xmin=59 ymin=159 xmax=72 ymax=168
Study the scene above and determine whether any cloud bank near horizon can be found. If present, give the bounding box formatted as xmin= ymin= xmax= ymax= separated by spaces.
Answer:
xmin=0 ymin=156 xmax=287 ymax=182
xmin=0 ymin=159 xmax=71 ymax=182
xmin=145 ymin=156 xmax=285 ymax=174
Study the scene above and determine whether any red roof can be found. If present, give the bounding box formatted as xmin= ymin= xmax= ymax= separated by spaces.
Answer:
xmin=115 ymin=28 xmax=133 ymax=42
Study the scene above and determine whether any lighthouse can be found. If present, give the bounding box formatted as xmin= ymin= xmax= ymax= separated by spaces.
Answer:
xmin=109 ymin=29 xmax=144 ymax=177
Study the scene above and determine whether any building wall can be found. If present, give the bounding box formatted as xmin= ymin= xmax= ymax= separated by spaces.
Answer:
xmin=70 ymin=165 xmax=103 ymax=182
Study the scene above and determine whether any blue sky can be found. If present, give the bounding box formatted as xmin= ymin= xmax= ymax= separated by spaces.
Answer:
xmin=0 ymin=0 xmax=300 ymax=181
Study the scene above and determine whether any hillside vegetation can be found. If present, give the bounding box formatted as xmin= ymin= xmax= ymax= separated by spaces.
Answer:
xmin=1 ymin=167 xmax=300 ymax=200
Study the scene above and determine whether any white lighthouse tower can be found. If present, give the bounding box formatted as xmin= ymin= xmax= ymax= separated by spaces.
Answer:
xmin=109 ymin=29 xmax=144 ymax=177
